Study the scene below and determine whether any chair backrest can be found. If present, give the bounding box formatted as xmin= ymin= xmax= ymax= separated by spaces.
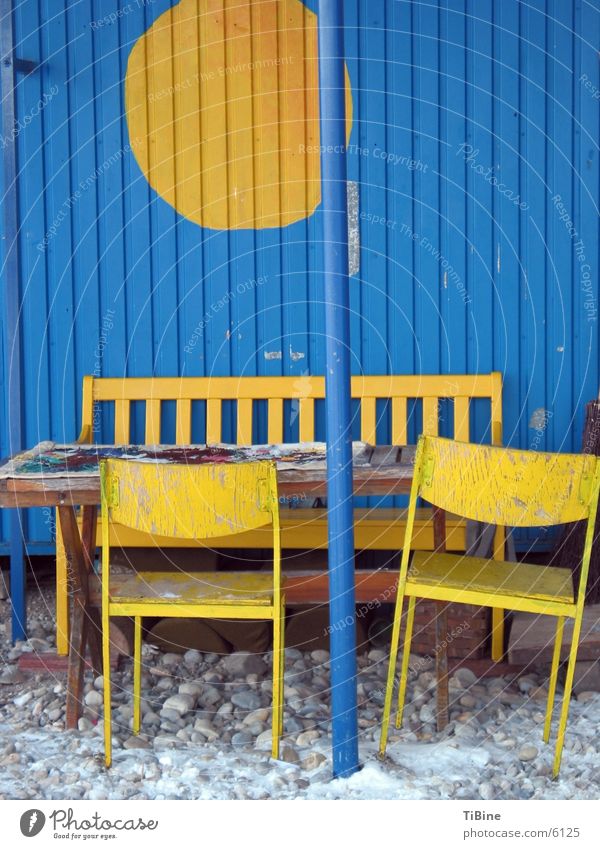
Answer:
xmin=415 ymin=436 xmax=600 ymax=528
xmin=79 ymin=373 xmax=502 ymax=446
xmin=101 ymin=458 xmax=279 ymax=538
xmin=100 ymin=457 xmax=282 ymax=606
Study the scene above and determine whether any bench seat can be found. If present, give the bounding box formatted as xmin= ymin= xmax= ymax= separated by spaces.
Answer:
xmin=100 ymin=508 xmax=469 ymax=551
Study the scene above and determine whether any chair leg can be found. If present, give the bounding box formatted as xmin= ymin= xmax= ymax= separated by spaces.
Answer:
xmin=552 ymin=614 xmax=584 ymax=779
xmin=278 ymin=598 xmax=285 ymax=740
xmin=378 ymin=586 xmax=407 ymax=757
xmin=435 ymin=603 xmax=450 ymax=731
xmin=491 ymin=608 xmax=504 ymax=662
xmin=271 ymin=601 xmax=284 ymax=760
xmin=133 ymin=616 xmax=142 ymax=735
xmin=55 ymin=513 xmax=69 ymax=656
xmin=395 ymin=596 xmax=416 ymax=729
xmin=543 ymin=616 xmax=564 ymax=744
xmin=102 ymin=610 xmax=112 ymax=768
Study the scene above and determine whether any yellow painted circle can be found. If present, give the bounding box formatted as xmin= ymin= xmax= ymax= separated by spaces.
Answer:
xmin=125 ymin=0 xmax=353 ymax=231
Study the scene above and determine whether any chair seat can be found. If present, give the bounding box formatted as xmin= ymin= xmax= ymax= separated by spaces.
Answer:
xmin=110 ymin=571 xmax=275 ymax=607
xmin=408 ymin=551 xmax=574 ymax=604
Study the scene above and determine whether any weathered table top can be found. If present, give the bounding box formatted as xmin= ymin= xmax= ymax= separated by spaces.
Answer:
xmin=0 ymin=442 xmax=416 ymax=507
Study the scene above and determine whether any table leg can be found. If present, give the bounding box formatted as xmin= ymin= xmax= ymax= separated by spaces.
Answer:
xmin=81 ymin=507 xmax=102 ymax=674
xmin=433 ymin=507 xmax=449 ymax=733
xmin=58 ymin=505 xmax=100 ymax=729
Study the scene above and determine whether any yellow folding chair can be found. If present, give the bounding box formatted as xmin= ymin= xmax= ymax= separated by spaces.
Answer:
xmin=379 ymin=435 xmax=600 ymax=777
xmin=100 ymin=459 xmax=285 ymax=767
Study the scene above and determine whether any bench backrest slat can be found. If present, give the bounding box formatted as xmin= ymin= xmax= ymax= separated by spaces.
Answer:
xmin=79 ymin=373 xmax=502 ymax=447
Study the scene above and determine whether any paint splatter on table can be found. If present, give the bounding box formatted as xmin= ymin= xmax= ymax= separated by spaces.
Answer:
xmin=0 ymin=441 xmax=372 ymax=478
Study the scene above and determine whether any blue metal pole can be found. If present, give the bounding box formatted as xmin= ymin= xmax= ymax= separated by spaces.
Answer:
xmin=1 ymin=0 xmax=27 ymax=641
xmin=317 ymin=1 xmax=359 ymax=779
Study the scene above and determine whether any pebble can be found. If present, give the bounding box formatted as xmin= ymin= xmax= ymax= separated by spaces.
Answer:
xmin=310 ymin=650 xmax=330 ymax=665
xmin=419 ymin=703 xmax=436 ymax=724
xmin=576 ymin=691 xmax=598 ymax=703
xmin=296 ymin=730 xmax=321 ymax=747
xmin=279 ymin=746 xmax=300 ymax=765
xmin=162 ymin=694 xmax=195 ymax=715
xmin=231 ymin=691 xmax=262 ymax=712
xmin=302 ymin=751 xmax=327 ymax=771
xmin=178 ymin=683 xmax=203 ymax=699
xmin=198 ymin=686 xmax=221 ymax=708
xmin=222 ymin=652 xmax=267 ymax=678
xmin=242 ymin=708 xmax=270 ymax=726
xmin=84 ymin=690 xmax=103 ymax=707
xmin=0 ymin=667 xmax=25 ymax=685
xmin=479 ymin=782 xmax=495 ymax=800
xmin=231 ymin=731 xmax=253 ymax=747
xmin=453 ymin=668 xmax=477 ymax=687
xmin=123 ymin=735 xmax=151 ymax=750
xmin=518 ymin=745 xmax=539 ymax=762
xmin=255 ymin=730 xmax=273 ymax=750
xmin=193 ymin=719 xmax=218 ymax=741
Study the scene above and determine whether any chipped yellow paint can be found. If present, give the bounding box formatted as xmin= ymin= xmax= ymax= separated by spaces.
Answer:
xmin=379 ymin=435 xmax=600 ymax=778
xmin=125 ymin=0 xmax=353 ymax=230
xmin=419 ymin=437 xmax=597 ymax=526
xmin=409 ymin=550 xmax=574 ymax=604
xmin=77 ymin=373 xmax=503 ymax=446
xmin=111 ymin=571 xmax=275 ymax=606
xmin=101 ymin=458 xmax=284 ymax=766
xmin=104 ymin=459 xmax=275 ymax=539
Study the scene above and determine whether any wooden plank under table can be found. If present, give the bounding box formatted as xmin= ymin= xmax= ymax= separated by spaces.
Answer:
xmin=0 ymin=443 xmax=425 ymax=729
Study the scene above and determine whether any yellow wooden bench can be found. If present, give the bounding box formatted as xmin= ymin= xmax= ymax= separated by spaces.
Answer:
xmin=56 ymin=373 xmax=503 ymax=655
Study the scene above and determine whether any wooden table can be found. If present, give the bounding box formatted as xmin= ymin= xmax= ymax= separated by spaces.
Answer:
xmin=0 ymin=443 xmax=452 ymax=730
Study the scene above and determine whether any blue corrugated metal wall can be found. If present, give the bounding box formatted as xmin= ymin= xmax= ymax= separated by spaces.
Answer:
xmin=1 ymin=0 xmax=598 ymax=551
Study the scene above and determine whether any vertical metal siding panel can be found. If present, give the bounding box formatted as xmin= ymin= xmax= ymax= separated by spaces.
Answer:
xmin=123 ymin=2 xmax=156 ymax=397
xmin=256 ymin=1 xmax=284 ymax=383
xmin=279 ymin=5 xmax=306 ymax=386
xmin=69 ymin=1 xmax=101 ymax=393
xmin=201 ymin=7 xmax=232 ymax=387
xmin=467 ymin=1 xmax=494 ymax=441
xmin=359 ymin=0 xmax=388 ymax=378
xmin=40 ymin=2 xmax=77 ymax=445
xmin=170 ymin=0 xmax=193 ymax=383
xmin=388 ymin=0 xmax=415 ymax=377
xmin=546 ymin=1 xmax=575 ymax=454
xmin=493 ymin=1 xmax=522 ymax=448
xmin=521 ymin=0 xmax=548 ymax=452
xmin=576 ymin=0 xmax=600 ymax=428
xmin=224 ymin=1 xmax=258 ymax=387
xmin=147 ymin=8 xmax=180 ymax=386
xmin=176 ymin=0 xmax=206 ymax=384
xmin=414 ymin=0 xmax=441 ymax=377
xmin=15 ymin=0 xmax=51 ymax=543
xmin=94 ymin=2 xmax=128 ymax=405
xmin=441 ymin=1 xmax=468 ymax=376
xmin=250 ymin=1 xmax=280 ymax=395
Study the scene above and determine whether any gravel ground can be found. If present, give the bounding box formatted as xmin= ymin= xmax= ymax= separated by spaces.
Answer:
xmin=1 ymin=588 xmax=600 ymax=800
